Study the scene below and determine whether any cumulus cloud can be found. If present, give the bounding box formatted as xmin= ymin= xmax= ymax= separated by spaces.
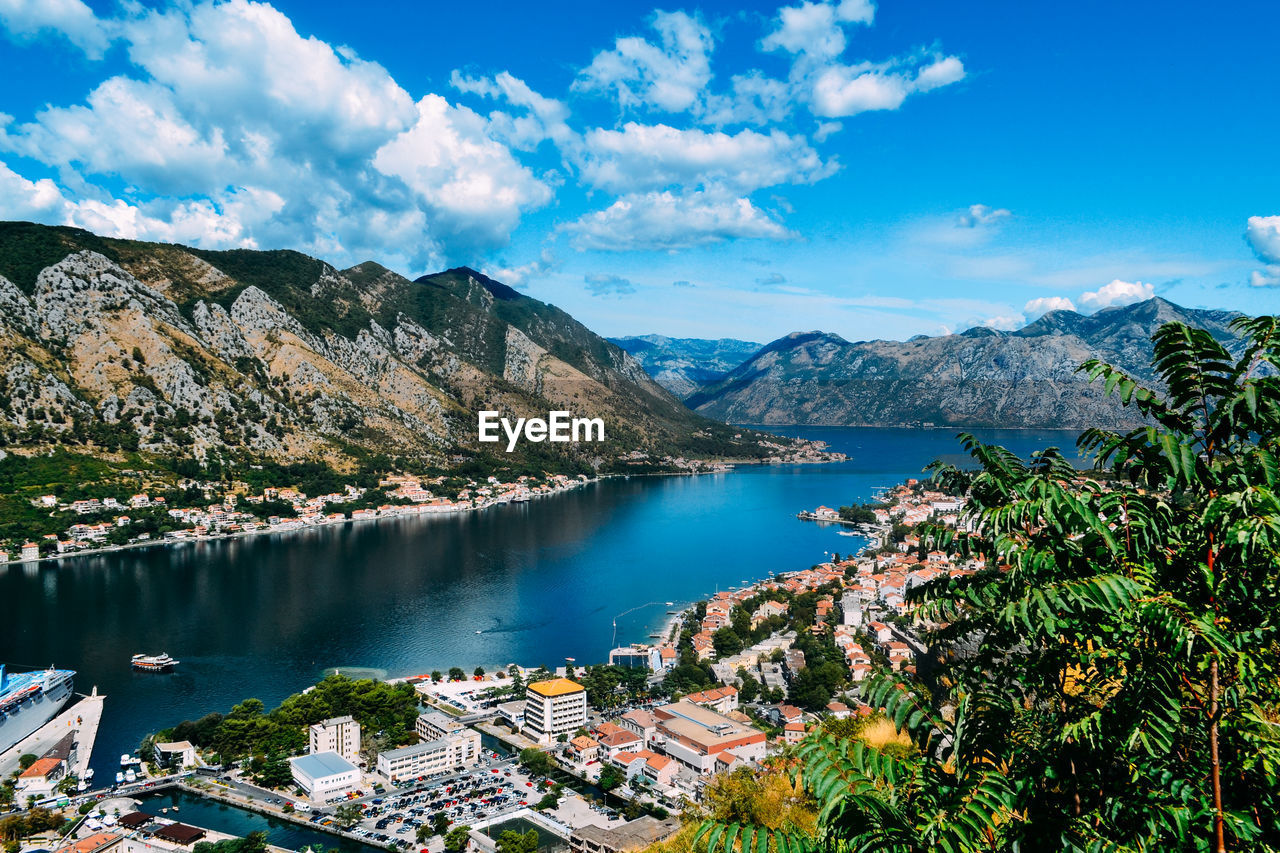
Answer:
xmin=562 ymin=190 xmax=792 ymax=252
xmin=810 ymin=53 xmax=965 ymax=117
xmin=0 ymin=0 xmax=557 ymax=268
xmin=1023 ymin=295 xmax=1076 ymax=317
xmin=1078 ymin=279 xmax=1155 ymax=312
xmin=373 ymin=95 xmax=552 ymax=252
xmin=0 ymin=0 xmax=111 ymax=57
xmin=450 ymin=70 xmax=575 ymax=151
xmin=1245 ymin=215 xmax=1280 ymax=287
xmin=578 ymin=122 xmax=834 ymax=194
xmin=956 ymin=203 xmax=1011 ymax=229
xmin=572 ymin=10 xmax=713 ymax=113
xmin=1246 ymin=215 xmax=1280 ymax=264
xmin=584 ymin=273 xmax=637 ymax=296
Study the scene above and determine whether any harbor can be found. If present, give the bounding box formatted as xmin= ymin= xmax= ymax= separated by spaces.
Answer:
xmin=0 ymin=686 xmax=104 ymax=781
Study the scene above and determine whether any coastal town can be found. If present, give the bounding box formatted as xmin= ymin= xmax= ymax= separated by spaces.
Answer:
xmin=1 ymin=474 xmax=974 ymax=853
xmin=0 ymin=437 xmax=841 ymax=566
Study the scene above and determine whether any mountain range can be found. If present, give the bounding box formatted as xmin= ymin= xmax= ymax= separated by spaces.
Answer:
xmin=680 ymin=298 xmax=1243 ymax=428
xmin=0 ymin=221 xmax=786 ymax=475
xmin=608 ymin=335 xmax=762 ymax=398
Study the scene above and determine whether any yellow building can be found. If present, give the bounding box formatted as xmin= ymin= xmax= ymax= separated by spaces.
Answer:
xmin=524 ymin=678 xmax=587 ymax=743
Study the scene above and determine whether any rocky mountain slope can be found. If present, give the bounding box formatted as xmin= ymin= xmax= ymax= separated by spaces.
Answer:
xmin=684 ymin=298 xmax=1244 ymax=428
xmin=0 ymin=221 xmax=781 ymax=474
xmin=608 ymin=335 xmax=762 ymax=398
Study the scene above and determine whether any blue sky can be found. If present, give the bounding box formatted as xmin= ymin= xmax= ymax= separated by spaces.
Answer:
xmin=1 ymin=0 xmax=1278 ymax=343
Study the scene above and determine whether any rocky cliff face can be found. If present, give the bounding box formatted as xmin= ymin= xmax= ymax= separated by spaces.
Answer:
xmin=608 ymin=335 xmax=763 ymax=398
xmin=684 ymin=299 xmax=1245 ymax=428
xmin=0 ymin=221 xmax=762 ymax=469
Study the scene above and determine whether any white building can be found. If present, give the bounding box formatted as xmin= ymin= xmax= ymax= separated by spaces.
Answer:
xmin=524 ymin=678 xmax=587 ymax=744
xmin=309 ymin=715 xmax=362 ymax=763
xmin=376 ymin=730 xmax=479 ymax=782
xmin=289 ymin=751 xmax=361 ymax=801
xmin=153 ymin=741 xmax=197 ymax=770
xmin=415 ymin=712 xmax=479 ymax=764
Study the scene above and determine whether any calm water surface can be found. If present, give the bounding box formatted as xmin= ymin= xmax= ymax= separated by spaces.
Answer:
xmin=2 ymin=427 xmax=1083 ymax=781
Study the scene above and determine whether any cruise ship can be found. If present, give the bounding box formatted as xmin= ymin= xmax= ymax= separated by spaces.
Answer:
xmin=0 ymin=665 xmax=75 ymax=754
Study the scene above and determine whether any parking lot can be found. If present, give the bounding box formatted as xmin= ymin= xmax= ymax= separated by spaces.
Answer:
xmin=303 ymin=752 xmax=557 ymax=850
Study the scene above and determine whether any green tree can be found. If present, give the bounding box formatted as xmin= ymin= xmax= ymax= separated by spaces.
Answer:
xmin=712 ymin=627 xmax=743 ymax=658
xmin=16 ymin=755 xmax=36 ymax=771
xmin=430 ymin=812 xmax=451 ymax=837
xmin=443 ymin=826 xmax=470 ymax=853
xmin=518 ymin=747 xmax=554 ymax=776
xmin=598 ymin=764 xmax=625 ymax=792
xmin=473 ymin=666 xmax=485 ymax=678
xmin=448 ymin=667 xmax=465 ymax=681
xmin=495 ymin=829 xmax=539 ymax=853
xmin=697 ymin=316 xmax=1280 ymax=852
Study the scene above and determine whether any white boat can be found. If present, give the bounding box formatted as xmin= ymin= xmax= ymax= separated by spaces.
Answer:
xmin=131 ymin=653 xmax=178 ymax=672
xmin=84 ymin=768 xmax=94 ymax=781
xmin=115 ymin=772 xmax=124 ymax=784
xmin=838 ymin=531 xmax=859 ymax=537
xmin=124 ymin=769 xmax=137 ymax=783
xmin=120 ymin=754 xmax=131 ymax=765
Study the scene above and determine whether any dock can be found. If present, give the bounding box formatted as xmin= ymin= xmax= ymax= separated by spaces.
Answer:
xmin=0 ymin=689 xmax=105 ymax=780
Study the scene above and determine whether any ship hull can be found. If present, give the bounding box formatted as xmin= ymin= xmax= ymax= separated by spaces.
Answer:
xmin=0 ymin=673 xmax=74 ymax=754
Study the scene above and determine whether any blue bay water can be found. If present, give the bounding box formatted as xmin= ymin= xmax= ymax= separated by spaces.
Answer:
xmin=1 ymin=427 xmax=1083 ymax=782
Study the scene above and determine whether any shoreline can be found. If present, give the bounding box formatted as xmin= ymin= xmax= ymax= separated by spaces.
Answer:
xmin=1 ymin=449 xmax=843 ymax=571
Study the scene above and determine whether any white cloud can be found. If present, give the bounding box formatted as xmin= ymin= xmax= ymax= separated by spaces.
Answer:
xmin=1245 ymin=215 xmax=1280 ymax=286
xmin=699 ymin=72 xmax=794 ymax=126
xmin=810 ymin=53 xmax=965 ymax=117
xmin=0 ymin=158 xmax=275 ymax=248
xmin=450 ymin=70 xmax=575 ymax=151
xmin=756 ymin=273 xmax=787 ymax=286
xmin=956 ymin=203 xmax=1010 ymax=229
xmin=584 ymin=273 xmax=636 ymax=296
xmin=981 ymin=315 xmax=1021 ymax=331
xmin=572 ymin=10 xmax=713 ymax=113
xmin=1078 ymin=279 xmax=1155 ymax=312
xmin=762 ymin=2 xmax=850 ymax=59
xmin=1246 ymin=215 xmax=1280 ymax=264
xmin=0 ymin=76 xmax=229 ymax=196
xmin=1023 ymin=295 xmax=1076 ymax=317
xmin=562 ymin=190 xmax=792 ymax=252
xmin=0 ymin=0 xmax=111 ymax=58
xmin=1249 ymin=267 xmax=1280 ymax=288
xmin=835 ymin=0 xmax=876 ymax=24
xmin=373 ymin=95 xmax=553 ymax=254
xmin=578 ymin=123 xmax=834 ymax=194
xmin=0 ymin=0 xmax=557 ymax=268
xmin=486 ymin=248 xmax=559 ymax=288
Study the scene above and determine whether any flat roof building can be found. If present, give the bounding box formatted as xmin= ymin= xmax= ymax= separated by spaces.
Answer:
xmin=376 ymin=728 xmax=480 ymax=782
xmin=289 ymin=751 xmax=361 ymax=801
xmin=653 ymin=701 xmax=766 ymax=775
xmin=524 ymin=678 xmax=587 ymax=743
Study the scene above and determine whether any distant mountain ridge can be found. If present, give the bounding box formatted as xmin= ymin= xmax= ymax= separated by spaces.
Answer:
xmin=677 ymin=298 xmax=1244 ymax=428
xmin=0 ymin=221 xmax=783 ymax=472
xmin=608 ymin=335 xmax=762 ymax=399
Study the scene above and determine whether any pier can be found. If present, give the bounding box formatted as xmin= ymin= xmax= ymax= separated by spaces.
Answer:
xmin=0 ymin=689 xmax=105 ymax=780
